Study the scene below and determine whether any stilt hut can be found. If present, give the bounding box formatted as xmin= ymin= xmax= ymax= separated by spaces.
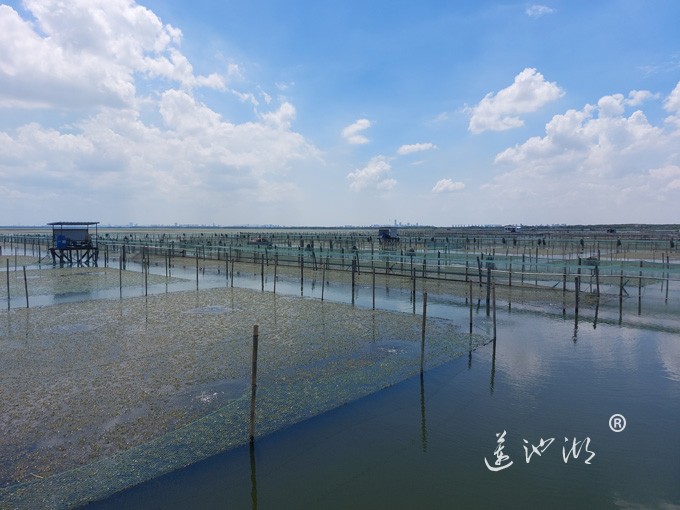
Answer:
xmin=48 ymin=221 xmax=99 ymax=266
xmin=379 ymin=227 xmax=399 ymax=249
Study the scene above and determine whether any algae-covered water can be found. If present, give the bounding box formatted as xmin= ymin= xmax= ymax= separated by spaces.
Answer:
xmin=1 ymin=251 xmax=679 ymax=509
xmin=0 ymin=264 xmax=487 ymax=509
xmin=88 ymin=298 xmax=680 ymax=510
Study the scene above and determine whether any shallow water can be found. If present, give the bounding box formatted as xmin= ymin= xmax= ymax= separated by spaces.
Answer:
xmin=2 ymin=254 xmax=678 ymax=509
xmin=86 ymin=295 xmax=680 ymax=509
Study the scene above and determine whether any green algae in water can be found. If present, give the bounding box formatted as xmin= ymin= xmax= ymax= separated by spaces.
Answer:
xmin=0 ymin=286 xmax=488 ymax=509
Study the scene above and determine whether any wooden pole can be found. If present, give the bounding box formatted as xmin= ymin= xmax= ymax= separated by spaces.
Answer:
xmin=300 ymin=254 xmax=304 ymax=296
xmin=195 ymin=250 xmax=199 ymax=291
xmin=144 ymin=247 xmax=148 ymax=296
xmin=492 ymin=282 xmax=497 ymax=341
xmin=420 ymin=291 xmax=427 ymax=375
xmin=249 ymin=324 xmax=259 ymax=443
xmin=485 ymin=266 xmax=491 ymax=316
xmin=6 ymin=259 xmax=9 ymax=310
xmin=372 ymin=264 xmax=376 ymax=310
xmin=274 ymin=255 xmax=278 ymax=294
xmin=119 ymin=247 xmax=123 ymax=298
xmin=638 ymin=260 xmax=643 ymax=314
xmin=22 ymin=266 xmax=28 ymax=308
xmin=351 ymin=258 xmax=355 ymax=305
xmin=412 ymin=266 xmax=416 ymax=302
xmin=321 ymin=262 xmax=325 ymax=301
xmin=469 ymin=280 xmax=473 ymax=334
xmin=619 ymin=270 xmax=624 ymax=313
xmin=476 ymin=256 xmax=483 ymax=287
xmin=575 ymin=276 xmax=580 ymax=323
xmin=261 ymin=254 xmax=264 ymax=292
xmin=666 ymin=253 xmax=670 ymax=304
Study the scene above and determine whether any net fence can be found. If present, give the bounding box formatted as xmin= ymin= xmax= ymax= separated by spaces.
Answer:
xmin=0 ymin=286 xmax=488 ymax=509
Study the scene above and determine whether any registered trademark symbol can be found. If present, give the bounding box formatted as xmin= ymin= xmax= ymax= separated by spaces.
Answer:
xmin=609 ymin=414 xmax=626 ymax=432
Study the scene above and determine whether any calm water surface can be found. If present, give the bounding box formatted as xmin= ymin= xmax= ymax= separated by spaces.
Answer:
xmin=86 ymin=298 xmax=680 ymax=509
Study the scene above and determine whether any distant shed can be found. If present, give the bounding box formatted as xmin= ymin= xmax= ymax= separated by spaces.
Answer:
xmin=378 ymin=227 xmax=399 ymax=249
xmin=48 ymin=221 xmax=99 ymax=266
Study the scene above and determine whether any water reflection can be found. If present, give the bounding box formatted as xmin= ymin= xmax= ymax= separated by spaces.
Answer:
xmin=490 ymin=338 xmax=496 ymax=395
xmin=249 ymin=442 xmax=257 ymax=510
xmin=420 ymin=372 xmax=427 ymax=453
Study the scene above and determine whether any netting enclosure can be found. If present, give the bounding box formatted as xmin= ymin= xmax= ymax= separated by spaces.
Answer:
xmin=0 ymin=286 xmax=487 ymax=509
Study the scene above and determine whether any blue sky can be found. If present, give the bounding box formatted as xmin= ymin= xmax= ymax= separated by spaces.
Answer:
xmin=1 ymin=0 xmax=679 ymax=226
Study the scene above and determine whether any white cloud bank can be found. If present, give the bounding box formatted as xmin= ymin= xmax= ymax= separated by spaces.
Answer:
xmin=0 ymin=0 xmax=320 ymax=224
xmin=0 ymin=0 xmax=225 ymax=109
xmin=468 ymin=68 xmax=564 ymax=134
xmin=342 ymin=118 xmax=371 ymax=145
xmin=482 ymin=85 xmax=680 ymax=223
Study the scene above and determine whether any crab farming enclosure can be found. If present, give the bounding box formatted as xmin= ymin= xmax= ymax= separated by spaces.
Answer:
xmin=1 ymin=225 xmax=679 ymax=509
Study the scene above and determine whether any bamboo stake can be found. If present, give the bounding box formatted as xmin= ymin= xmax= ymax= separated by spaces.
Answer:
xmin=638 ymin=261 xmax=643 ymax=313
xmin=420 ymin=291 xmax=427 ymax=375
xmin=469 ymin=280 xmax=473 ymax=334
xmin=372 ymin=264 xmax=376 ymax=310
xmin=485 ymin=266 xmax=491 ymax=316
xmin=249 ymin=324 xmax=259 ymax=443
xmin=492 ymin=282 xmax=497 ymax=341
xmin=119 ymin=247 xmax=123 ymax=298
xmin=351 ymin=259 xmax=356 ymax=305
xmin=665 ymin=253 xmax=670 ymax=304
xmin=6 ymin=259 xmax=10 ymax=310
xmin=619 ymin=270 xmax=624 ymax=321
xmin=22 ymin=266 xmax=28 ymax=308
xmin=575 ymin=276 xmax=580 ymax=324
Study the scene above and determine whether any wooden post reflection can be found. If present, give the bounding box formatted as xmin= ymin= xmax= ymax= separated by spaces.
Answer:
xmin=250 ymin=441 xmax=258 ymax=510
xmin=420 ymin=371 xmax=427 ymax=453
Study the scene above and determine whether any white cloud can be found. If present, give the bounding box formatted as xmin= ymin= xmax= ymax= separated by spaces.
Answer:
xmin=347 ymin=156 xmax=393 ymax=191
xmin=0 ymin=0 xmax=324 ymax=225
xmin=0 ymin=97 xmax=320 ymax=221
xmin=484 ymin=84 xmax=680 ymax=222
xmin=377 ymin=178 xmax=397 ymax=191
xmin=468 ymin=68 xmax=564 ymax=134
xmin=0 ymin=0 xmax=223 ymax=110
xmin=663 ymin=82 xmax=680 ymax=114
xmin=342 ymin=118 xmax=371 ymax=145
xmin=526 ymin=5 xmax=555 ymax=18
xmin=397 ymin=143 xmax=437 ymax=155
xmin=625 ymin=90 xmax=658 ymax=106
xmin=432 ymin=179 xmax=465 ymax=193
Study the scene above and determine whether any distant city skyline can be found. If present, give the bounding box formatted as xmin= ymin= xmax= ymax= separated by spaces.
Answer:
xmin=1 ymin=0 xmax=679 ymax=226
